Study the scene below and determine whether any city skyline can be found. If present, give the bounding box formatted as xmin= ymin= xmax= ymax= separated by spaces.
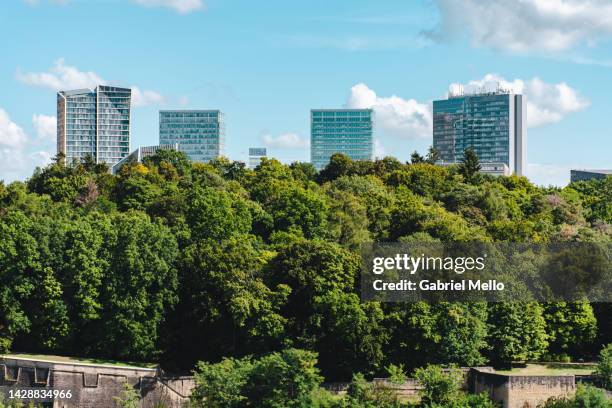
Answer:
xmin=1 ymin=0 xmax=611 ymax=185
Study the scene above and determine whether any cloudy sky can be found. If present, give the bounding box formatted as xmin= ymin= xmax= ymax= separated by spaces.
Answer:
xmin=1 ymin=0 xmax=611 ymax=185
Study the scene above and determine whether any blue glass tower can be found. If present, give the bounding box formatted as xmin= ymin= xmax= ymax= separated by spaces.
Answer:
xmin=57 ymin=85 xmax=131 ymax=166
xmin=310 ymin=109 xmax=373 ymax=170
xmin=159 ymin=110 xmax=224 ymax=162
xmin=433 ymin=91 xmax=526 ymax=176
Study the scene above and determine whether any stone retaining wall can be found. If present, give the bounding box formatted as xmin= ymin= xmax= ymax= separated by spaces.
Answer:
xmin=469 ymin=368 xmax=576 ymax=408
xmin=0 ymin=357 xmax=194 ymax=407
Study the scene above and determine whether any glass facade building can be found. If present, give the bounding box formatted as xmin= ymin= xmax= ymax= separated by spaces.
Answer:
xmin=248 ymin=147 xmax=267 ymax=169
xmin=433 ymin=92 xmax=526 ymax=176
xmin=159 ymin=110 xmax=224 ymax=162
xmin=310 ymin=109 xmax=373 ymax=170
xmin=57 ymin=86 xmax=131 ymax=167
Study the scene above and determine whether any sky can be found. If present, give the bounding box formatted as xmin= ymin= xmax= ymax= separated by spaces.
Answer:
xmin=1 ymin=0 xmax=611 ymax=186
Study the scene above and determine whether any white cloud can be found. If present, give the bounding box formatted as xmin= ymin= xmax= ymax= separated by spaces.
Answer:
xmin=131 ymin=0 xmax=204 ymax=14
xmin=449 ymin=74 xmax=589 ymax=127
xmin=262 ymin=133 xmax=310 ymax=149
xmin=32 ymin=114 xmax=57 ymax=141
xmin=131 ymin=87 xmax=165 ymax=107
xmin=0 ymin=108 xmax=53 ymax=182
xmin=17 ymin=59 xmax=164 ymax=107
xmin=430 ymin=0 xmax=612 ymax=52
xmin=346 ymin=83 xmax=432 ymax=139
xmin=374 ymin=139 xmax=386 ymax=159
xmin=16 ymin=58 xmax=105 ymax=90
xmin=0 ymin=109 xmax=28 ymax=148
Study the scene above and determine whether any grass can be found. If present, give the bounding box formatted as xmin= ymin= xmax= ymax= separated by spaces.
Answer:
xmin=495 ymin=363 xmax=595 ymax=376
xmin=2 ymin=353 xmax=157 ymax=369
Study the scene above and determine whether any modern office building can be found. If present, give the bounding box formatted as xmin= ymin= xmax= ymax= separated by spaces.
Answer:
xmin=57 ymin=86 xmax=131 ymax=167
xmin=433 ymin=89 xmax=526 ymax=176
xmin=310 ymin=109 xmax=373 ymax=170
xmin=159 ymin=110 xmax=224 ymax=162
xmin=570 ymin=169 xmax=612 ymax=182
xmin=248 ymin=147 xmax=267 ymax=169
xmin=111 ymin=144 xmax=179 ymax=174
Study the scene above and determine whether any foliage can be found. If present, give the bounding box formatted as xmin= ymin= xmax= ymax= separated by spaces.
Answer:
xmin=414 ymin=364 xmax=464 ymax=406
xmin=544 ymin=302 xmax=598 ymax=359
xmin=342 ymin=373 xmax=403 ymax=408
xmin=414 ymin=365 xmax=498 ymax=408
xmin=191 ymin=349 xmax=324 ymax=408
xmin=113 ymin=382 xmax=141 ymax=408
xmin=538 ymin=384 xmax=612 ymax=408
xmin=458 ymin=148 xmax=482 ymax=183
xmin=594 ymin=343 xmax=612 ymax=390
xmin=487 ymin=302 xmax=549 ymax=363
xmin=0 ymin=151 xmax=609 ymax=377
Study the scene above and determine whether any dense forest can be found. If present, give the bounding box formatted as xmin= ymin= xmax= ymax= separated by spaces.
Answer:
xmin=0 ymin=151 xmax=610 ymax=382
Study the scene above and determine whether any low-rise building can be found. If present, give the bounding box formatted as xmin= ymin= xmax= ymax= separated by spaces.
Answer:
xmin=570 ymin=169 xmax=612 ymax=182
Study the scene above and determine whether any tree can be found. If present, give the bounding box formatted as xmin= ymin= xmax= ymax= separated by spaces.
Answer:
xmin=432 ymin=302 xmax=489 ymax=366
xmin=594 ymin=343 xmax=612 ymax=390
xmin=414 ymin=365 xmax=463 ymax=407
xmin=96 ymin=212 xmax=179 ymax=361
xmin=266 ymin=185 xmax=328 ymax=239
xmin=425 ymin=146 xmax=440 ymax=165
xmin=244 ymin=349 xmax=323 ymax=407
xmin=143 ymin=149 xmax=192 ymax=177
xmin=186 ymin=186 xmax=252 ymax=241
xmin=326 ymin=189 xmax=370 ymax=250
xmin=191 ymin=349 xmax=324 ymax=408
xmin=289 ymin=162 xmax=318 ymax=182
xmin=458 ymin=148 xmax=482 ymax=183
xmin=191 ymin=357 xmax=253 ymax=408
xmin=487 ymin=302 xmax=548 ymax=363
xmin=173 ymin=236 xmax=286 ymax=365
xmin=544 ymin=302 xmax=597 ymax=359
xmin=0 ymin=212 xmax=38 ymax=351
xmin=539 ymin=384 xmax=611 ymax=408
xmin=410 ymin=151 xmax=425 ymax=164
xmin=318 ymin=153 xmax=354 ymax=183
xmin=342 ymin=373 xmax=401 ymax=408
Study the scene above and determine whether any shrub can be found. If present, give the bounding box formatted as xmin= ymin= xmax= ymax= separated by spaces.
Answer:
xmin=595 ymin=343 xmax=612 ymax=390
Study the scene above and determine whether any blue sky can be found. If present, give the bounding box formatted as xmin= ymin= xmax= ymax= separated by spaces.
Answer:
xmin=1 ymin=0 xmax=611 ymax=185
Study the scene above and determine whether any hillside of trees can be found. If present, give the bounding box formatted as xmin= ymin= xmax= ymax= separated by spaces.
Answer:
xmin=0 ymin=151 xmax=610 ymax=380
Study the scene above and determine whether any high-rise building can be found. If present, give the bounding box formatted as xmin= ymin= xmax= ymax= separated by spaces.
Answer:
xmin=570 ymin=169 xmax=612 ymax=182
xmin=111 ymin=144 xmax=180 ymax=174
xmin=310 ymin=109 xmax=373 ymax=170
xmin=248 ymin=147 xmax=267 ymax=169
xmin=159 ymin=110 xmax=224 ymax=162
xmin=57 ymin=85 xmax=131 ymax=166
xmin=433 ymin=90 xmax=526 ymax=176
